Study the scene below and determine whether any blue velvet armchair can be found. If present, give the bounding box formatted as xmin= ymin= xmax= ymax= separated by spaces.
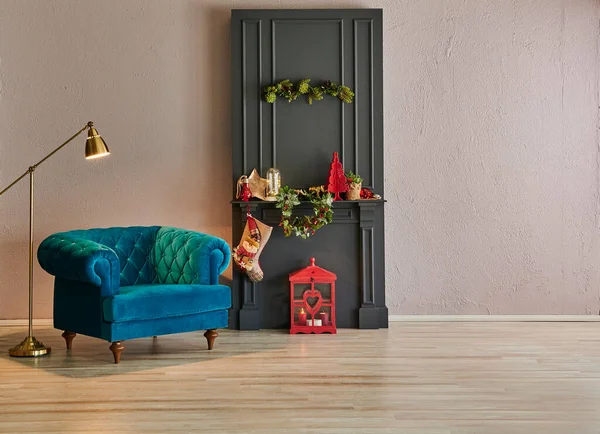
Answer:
xmin=37 ymin=226 xmax=231 ymax=363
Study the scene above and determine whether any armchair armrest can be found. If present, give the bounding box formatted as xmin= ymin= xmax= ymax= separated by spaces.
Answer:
xmin=37 ymin=234 xmax=121 ymax=296
xmin=153 ymin=227 xmax=231 ymax=285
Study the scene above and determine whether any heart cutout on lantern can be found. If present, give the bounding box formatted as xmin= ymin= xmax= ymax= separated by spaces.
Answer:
xmin=302 ymin=288 xmax=323 ymax=318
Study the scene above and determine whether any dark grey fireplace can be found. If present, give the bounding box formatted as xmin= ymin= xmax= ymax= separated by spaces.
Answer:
xmin=230 ymin=9 xmax=386 ymax=329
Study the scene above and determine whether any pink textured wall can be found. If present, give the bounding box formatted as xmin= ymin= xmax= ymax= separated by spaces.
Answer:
xmin=0 ymin=1 xmax=598 ymax=319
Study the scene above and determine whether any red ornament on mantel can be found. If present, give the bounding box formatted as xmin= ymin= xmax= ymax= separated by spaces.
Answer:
xmin=327 ymin=152 xmax=348 ymax=201
xmin=289 ymin=258 xmax=337 ymax=334
xmin=236 ymin=175 xmax=254 ymax=202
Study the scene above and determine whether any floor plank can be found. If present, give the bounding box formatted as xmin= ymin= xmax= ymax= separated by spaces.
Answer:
xmin=1 ymin=323 xmax=600 ymax=433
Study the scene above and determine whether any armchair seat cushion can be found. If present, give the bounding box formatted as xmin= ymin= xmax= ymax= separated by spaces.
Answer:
xmin=102 ymin=284 xmax=231 ymax=323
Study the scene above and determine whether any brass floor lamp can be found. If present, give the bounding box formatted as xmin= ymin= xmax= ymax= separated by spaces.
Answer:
xmin=1 ymin=121 xmax=110 ymax=357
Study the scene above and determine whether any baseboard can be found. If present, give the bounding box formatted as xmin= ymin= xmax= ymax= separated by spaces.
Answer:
xmin=388 ymin=315 xmax=600 ymax=322
xmin=2 ymin=316 xmax=598 ymax=327
xmin=0 ymin=319 xmax=53 ymax=326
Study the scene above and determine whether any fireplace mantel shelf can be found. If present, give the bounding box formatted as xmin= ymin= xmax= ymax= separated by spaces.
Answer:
xmin=231 ymin=199 xmax=386 ymax=206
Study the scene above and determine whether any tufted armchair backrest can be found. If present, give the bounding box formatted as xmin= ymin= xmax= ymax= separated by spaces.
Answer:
xmin=64 ymin=226 xmax=160 ymax=287
xmin=152 ymin=227 xmax=212 ymax=284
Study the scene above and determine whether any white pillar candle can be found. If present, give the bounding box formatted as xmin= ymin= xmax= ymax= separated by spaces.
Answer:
xmin=306 ymin=319 xmax=313 ymax=326
xmin=313 ymin=319 xmax=322 ymax=326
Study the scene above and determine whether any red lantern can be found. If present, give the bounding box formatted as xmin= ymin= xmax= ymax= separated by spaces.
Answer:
xmin=289 ymin=258 xmax=336 ymax=334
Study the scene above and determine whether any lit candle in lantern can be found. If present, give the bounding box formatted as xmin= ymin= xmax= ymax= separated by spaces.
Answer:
xmin=298 ymin=308 xmax=307 ymax=326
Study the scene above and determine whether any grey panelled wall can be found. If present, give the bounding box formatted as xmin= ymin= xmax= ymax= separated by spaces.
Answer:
xmin=231 ymin=9 xmax=385 ymax=329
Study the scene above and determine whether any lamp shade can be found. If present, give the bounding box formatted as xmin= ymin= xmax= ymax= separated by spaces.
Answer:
xmin=85 ymin=127 xmax=110 ymax=159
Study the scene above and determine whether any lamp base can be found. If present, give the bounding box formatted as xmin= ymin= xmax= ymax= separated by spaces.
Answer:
xmin=8 ymin=336 xmax=51 ymax=357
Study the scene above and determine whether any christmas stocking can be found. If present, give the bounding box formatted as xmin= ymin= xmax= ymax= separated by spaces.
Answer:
xmin=232 ymin=215 xmax=272 ymax=282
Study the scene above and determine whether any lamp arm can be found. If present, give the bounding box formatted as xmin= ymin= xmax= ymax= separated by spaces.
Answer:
xmin=0 ymin=122 xmax=91 ymax=197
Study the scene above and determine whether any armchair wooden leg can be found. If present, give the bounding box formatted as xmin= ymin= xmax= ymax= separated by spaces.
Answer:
xmin=109 ymin=341 xmax=125 ymax=364
xmin=62 ymin=331 xmax=76 ymax=350
xmin=204 ymin=329 xmax=218 ymax=350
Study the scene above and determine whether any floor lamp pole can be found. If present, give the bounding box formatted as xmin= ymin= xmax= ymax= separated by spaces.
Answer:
xmin=28 ymin=168 xmax=34 ymax=339
xmin=7 ymin=166 xmax=51 ymax=357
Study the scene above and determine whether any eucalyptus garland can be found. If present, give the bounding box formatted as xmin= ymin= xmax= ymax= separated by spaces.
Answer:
xmin=275 ymin=186 xmax=334 ymax=238
xmin=264 ymin=79 xmax=354 ymax=105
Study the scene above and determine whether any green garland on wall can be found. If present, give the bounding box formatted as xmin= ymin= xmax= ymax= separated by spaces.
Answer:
xmin=264 ymin=79 xmax=355 ymax=105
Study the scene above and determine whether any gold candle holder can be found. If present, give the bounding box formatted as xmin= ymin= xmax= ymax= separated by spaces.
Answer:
xmin=265 ymin=167 xmax=281 ymax=201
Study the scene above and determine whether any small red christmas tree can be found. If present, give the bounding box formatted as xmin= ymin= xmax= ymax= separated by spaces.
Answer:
xmin=327 ymin=152 xmax=348 ymax=201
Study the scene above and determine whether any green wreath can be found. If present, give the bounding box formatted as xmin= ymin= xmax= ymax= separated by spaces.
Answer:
xmin=264 ymin=79 xmax=354 ymax=105
xmin=275 ymin=186 xmax=334 ymax=238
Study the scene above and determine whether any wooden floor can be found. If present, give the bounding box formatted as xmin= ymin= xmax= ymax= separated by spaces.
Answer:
xmin=1 ymin=323 xmax=600 ymax=433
